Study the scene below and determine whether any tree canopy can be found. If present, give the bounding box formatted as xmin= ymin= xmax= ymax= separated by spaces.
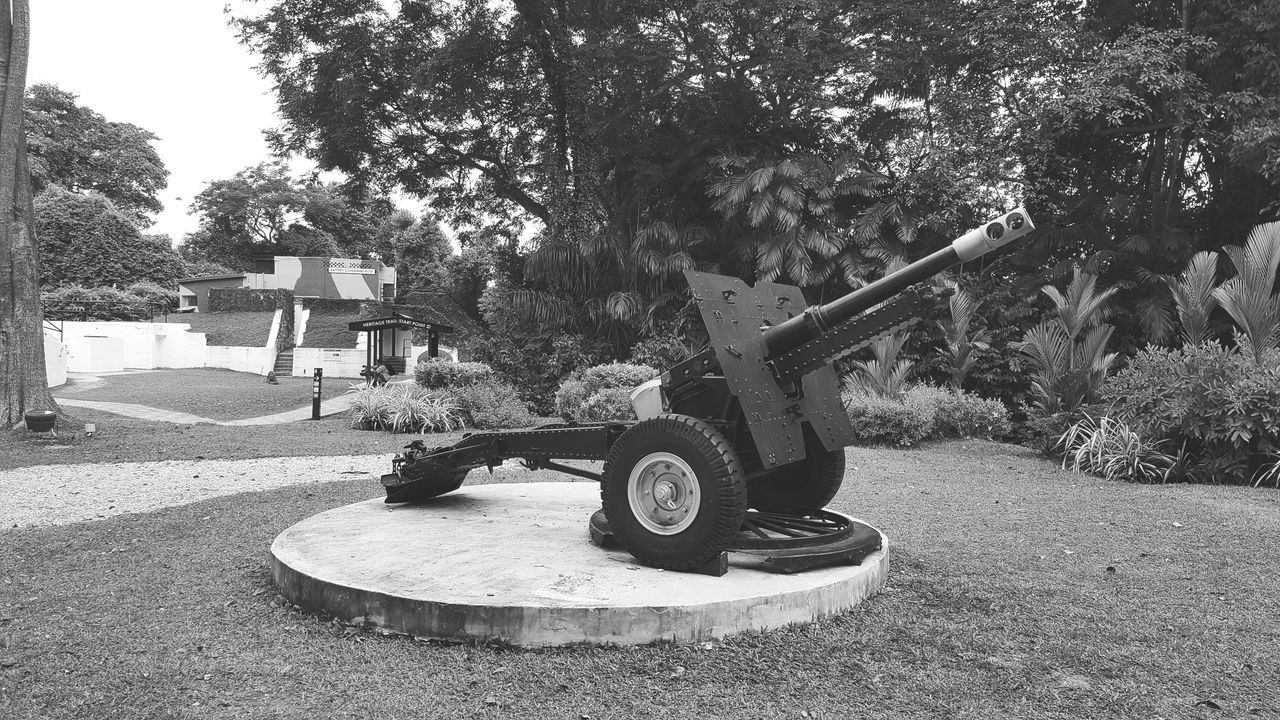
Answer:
xmin=235 ymin=0 xmax=1280 ymax=354
xmin=24 ymin=83 xmax=169 ymax=227
xmin=180 ymin=162 xmax=397 ymax=270
xmin=34 ymin=186 xmax=187 ymax=288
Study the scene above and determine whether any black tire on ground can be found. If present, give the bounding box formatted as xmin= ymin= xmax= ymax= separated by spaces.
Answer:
xmin=385 ymin=470 xmax=467 ymax=504
xmin=746 ymin=432 xmax=845 ymax=513
xmin=600 ymin=414 xmax=748 ymax=571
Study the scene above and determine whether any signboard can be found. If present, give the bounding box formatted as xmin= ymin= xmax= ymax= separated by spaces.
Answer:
xmin=347 ymin=315 xmax=435 ymax=331
xmin=329 ymin=258 xmax=376 ymax=275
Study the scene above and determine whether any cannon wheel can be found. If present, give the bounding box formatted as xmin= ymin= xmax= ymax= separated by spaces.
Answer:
xmin=746 ymin=432 xmax=845 ymax=513
xmin=601 ymin=414 xmax=748 ymax=571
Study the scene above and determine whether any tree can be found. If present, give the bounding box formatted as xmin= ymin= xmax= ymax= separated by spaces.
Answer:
xmin=182 ymin=162 xmax=397 ymax=269
xmin=24 ymin=83 xmax=168 ymax=227
xmin=34 ymin=186 xmax=187 ymax=288
xmin=1 ymin=0 xmax=59 ymax=427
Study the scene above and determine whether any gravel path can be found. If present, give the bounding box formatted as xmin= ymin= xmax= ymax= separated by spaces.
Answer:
xmin=0 ymin=454 xmax=390 ymax=530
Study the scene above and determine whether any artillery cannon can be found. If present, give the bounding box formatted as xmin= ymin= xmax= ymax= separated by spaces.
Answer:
xmin=380 ymin=208 xmax=1035 ymax=574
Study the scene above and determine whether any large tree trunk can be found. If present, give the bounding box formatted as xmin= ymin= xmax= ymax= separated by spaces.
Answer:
xmin=0 ymin=0 xmax=58 ymax=428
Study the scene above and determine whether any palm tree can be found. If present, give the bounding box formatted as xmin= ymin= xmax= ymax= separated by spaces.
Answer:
xmin=936 ymin=278 xmax=991 ymax=390
xmin=1212 ymin=221 xmax=1280 ymax=363
xmin=1164 ymin=251 xmax=1220 ymax=345
xmin=1017 ymin=267 xmax=1119 ymax=413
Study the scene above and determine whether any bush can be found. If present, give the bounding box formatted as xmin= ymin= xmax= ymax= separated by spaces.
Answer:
xmin=414 ymin=358 xmax=495 ymax=389
xmin=463 ymin=331 xmax=610 ymax=415
xmin=1102 ymin=341 xmax=1280 ymax=484
xmin=347 ymin=384 xmax=462 ymax=433
xmin=1059 ymin=415 xmax=1172 ymax=483
xmin=448 ymin=382 xmax=537 ymax=429
xmin=931 ymin=389 xmax=1013 ymax=440
xmin=578 ymin=387 xmax=639 ymax=422
xmin=555 ymin=362 xmax=657 ymax=421
xmin=842 ymin=384 xmax=1012 ymax=446
xmin=843 ymin=389 xmax=934 ymax=447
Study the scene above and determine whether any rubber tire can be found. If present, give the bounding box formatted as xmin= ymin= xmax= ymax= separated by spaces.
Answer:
xmin=385 ymin=470 xmax=466 ymax=504
xmin=601 ymin=414 xmax=748 ymax=571
xmin=746 ymin=435 xmax=845 ymax=513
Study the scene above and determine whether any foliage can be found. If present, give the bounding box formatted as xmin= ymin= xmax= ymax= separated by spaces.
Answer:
xmin=413 ymin=358 xmax=494 ymax=389
xmin=1211 ymin=221 xmax=1280 ymax=363
xmin=25 ymin=83 xmax=168 ymax=226
xmin=1059 ymin=415 xmax=1173 ymax=484
xmin=844 ymin=383 xmax=1011 ymax=446
xmin=1164 ymin=251 xmax=1220 ymax=344
xmin=842 ymin=388 xmax=934 ymax=448
xmin=931 ymin=390 xmax=1013 ymax=441
xmin=555 ymin=362 xmax=657 ymax=422
xmin=347 ymin=384 xmax=461 ymax=434
xmin=936 ymin=279 xmax=992 ymax=391
xmin=121 ymin=281 xmax=180 ymax=311
xmin=1104 ymin=341 xmax=1280 ymax=485
xmin=41 ymin=285 xmax=170 ymax=321
xmin=446 ymin=382 xmax=536 ymax=429
xmin=577 ymin=387 xmax=639 ymax=422
xmin=1017 ymin=268 xmax=1119 ymax=414
xmin=628 ymin=333 xmax=699 ymax=372
xmin=846 ymin=332 xmax=914 ymax=399
xmin=34 ymin=186 xmax=186 ymax=288
xmin=182 ymin=162 xmax=398 ymax=270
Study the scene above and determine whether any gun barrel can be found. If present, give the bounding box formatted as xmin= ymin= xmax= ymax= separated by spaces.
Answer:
xmin=763 ymin=207 xmax=1035 ymax=360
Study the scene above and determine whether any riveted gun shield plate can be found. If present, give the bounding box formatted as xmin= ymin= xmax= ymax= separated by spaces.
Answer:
xmin=684 ymin=270 xmax=854 ymax=469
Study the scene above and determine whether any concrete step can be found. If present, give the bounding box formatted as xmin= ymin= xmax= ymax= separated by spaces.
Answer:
xmin=273 ymin=349 xmax=295 ymax=375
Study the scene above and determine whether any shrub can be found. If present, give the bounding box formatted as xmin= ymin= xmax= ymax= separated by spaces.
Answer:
xmin=630 ymin=334 xmax=696 ymax=370
xmin=842 ymin=384 xmax=1012 ymax=446
xmin=1103 ymin=341 xmax=1280 ymax=484
xmin=414 ymin=358 xmax=494 ymax=389
xmin=555 ymin=362 xmax=657 ymax=421
xmin=347 ymin=384 xmax=462 ymax=433
xmin=448 ymin=382 xmax=537 ymax=429
xmin=463 ymin=330 xmax=610 ymax=415
xmin=1059 ymin=415 xmax=1172 ymax=483
xmin=578 ymin=387 xmax=639 ymax=421
xmin=932 ymin=390 xmax=1012 ymax=440
xmin=843 ymin=389 xmax=933 ymax=447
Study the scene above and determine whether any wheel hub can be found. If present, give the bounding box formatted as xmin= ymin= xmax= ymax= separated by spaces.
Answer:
xmin=628 ymin=453 xmax=700 ymax=535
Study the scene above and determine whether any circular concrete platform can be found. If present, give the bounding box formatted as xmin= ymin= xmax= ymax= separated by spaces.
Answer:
xmin=270 ymin=482 xmax=888 ymax=647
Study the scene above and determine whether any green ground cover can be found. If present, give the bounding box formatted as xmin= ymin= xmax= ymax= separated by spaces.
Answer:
xmin=1 ymin=441 xmax=1277 ymax=718
xmin=169 ymin=312 xmax=275 ymax=347
xmin=298 ymin=311 xmax=360 ymax=348
xmin=51 ymin=369 xmax=354 ymax=422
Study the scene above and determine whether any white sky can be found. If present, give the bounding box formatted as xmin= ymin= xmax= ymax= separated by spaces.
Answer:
xmin=27 ymin=0 xmax=299 ymax=243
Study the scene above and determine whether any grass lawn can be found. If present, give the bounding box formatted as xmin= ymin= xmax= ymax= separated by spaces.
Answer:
xmin=0 ymin=409 xmax=437 ymax=470
xmin=1 ymin=440 xmax=1277 ymax=718
xmin=169 ymin=312 xmax=275 ymax=347
xmin=299 ymin=311 xmax=360 ymax=348
xmin=52 ymin=368 xmax=356 ymax=422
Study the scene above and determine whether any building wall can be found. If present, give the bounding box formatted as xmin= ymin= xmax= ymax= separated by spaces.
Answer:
xmin=44 ymin=335 xmax=68 ymax=387
xmin=178 ymin=277 xmax=248 ymax=313
xmin=46 ymin=313 xmax=282 ymax=376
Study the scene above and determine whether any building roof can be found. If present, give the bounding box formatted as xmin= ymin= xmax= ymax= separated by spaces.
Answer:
xmin=176 ymin=274 xmax=247 ymax=284
xmin=394 ymin=292 xmax=483 ymax=335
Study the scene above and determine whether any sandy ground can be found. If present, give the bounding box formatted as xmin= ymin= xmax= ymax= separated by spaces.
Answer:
xmin=0 ymin=454 xmax=391 ymax=530
xmin=0 ymin=454 xmax=573 ymax=530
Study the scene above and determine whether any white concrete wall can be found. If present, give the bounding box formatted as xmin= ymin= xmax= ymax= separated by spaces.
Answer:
xmin=292 ymin=348 xmax=366 ymax=378
xmin=206 ymin=345 xmax=276 ymax=375
xmin=44 ymin=334 xmax=68 ymax=387
xmin=46 ymin=314 xmax=282 ymax=376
